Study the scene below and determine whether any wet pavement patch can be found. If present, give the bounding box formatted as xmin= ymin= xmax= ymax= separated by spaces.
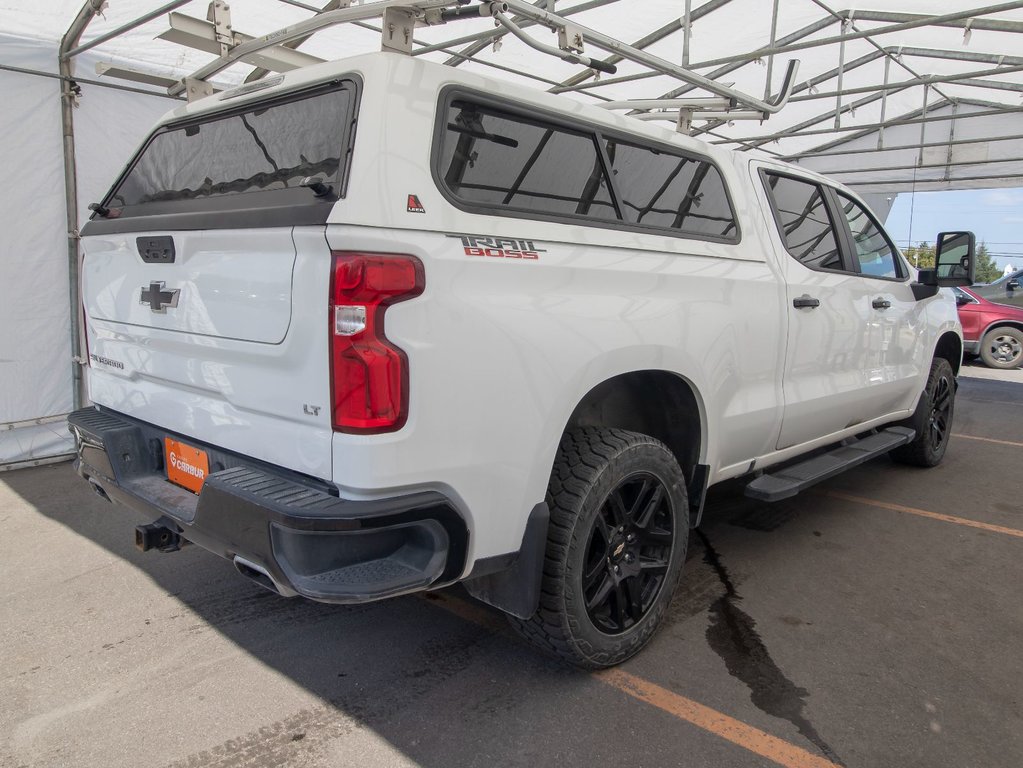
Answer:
xmin=697 ymin=530 xmax=842 ymax=765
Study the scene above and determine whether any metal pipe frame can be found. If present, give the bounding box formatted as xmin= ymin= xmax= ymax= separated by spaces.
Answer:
xmin=167 ymin=0 xmax=460 ymax=96
xmin=716 ymin=105 xmax=1023 ymax=145
xmin=410 ymin=0 xmax=616 ymax=60
xmin=501 ymin=0 xmax=800 ymax=113
xmin=62 ymin=0 xmax=193 ymax=59
xmin=682 ymin=0 xmax=693 ymax=67
xmin=788 ymin=63 xmax=1023 ymax=101
xmin=492 ymin=10 xmax=617 ymax=74
xmin=764 ymin=0 xmax=780 ymax=100
xmin=809 ymin=0 xmax=957 ymax=108
xmin=785 ymin=133 xmax=1023 ymax=161
xmin=555 ymin=0 xmax=733 ymax=92
xmin=844 ymin=172 xmax=1023 ymax=187
xmin=686 ymin=2 xmax=1023 ymax=71
xmin=679 ymin=30 xmax=885 ymax=138
xmin=821 ymin=155 xmax=1023 ymax=177
xmin=59 ymin=0 xmax=107 ymax=413
xmin=0 ymin=62 xmax=184 ymax=100
xmin=847 ymin=9 xmax=1023 ymax=34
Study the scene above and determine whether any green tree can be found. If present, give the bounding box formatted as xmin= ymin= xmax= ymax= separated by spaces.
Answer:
xmin=975 ymin=242 xmax=1001 ymax=283
xmin=904 ymin=241 xmax=935 ymax=269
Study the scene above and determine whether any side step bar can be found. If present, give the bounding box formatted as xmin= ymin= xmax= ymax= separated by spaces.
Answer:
xmin=745 ymin=427 xmax=915 ymax=502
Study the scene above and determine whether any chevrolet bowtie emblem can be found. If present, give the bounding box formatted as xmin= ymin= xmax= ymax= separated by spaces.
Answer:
xmin=140 ymin=281 xmax=180 ymax=313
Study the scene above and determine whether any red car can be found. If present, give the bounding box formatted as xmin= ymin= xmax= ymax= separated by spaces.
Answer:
xmin=953 ymin=287 xmax=1023 ymax=369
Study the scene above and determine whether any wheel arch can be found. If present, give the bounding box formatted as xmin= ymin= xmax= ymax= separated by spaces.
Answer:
xmin=979 ymin=319 xmax=1023 ymax=342
xmin=934 ymin=331 xmax=963 ymax=375
xmin=561 ymin=369 xmax=708 ymax=523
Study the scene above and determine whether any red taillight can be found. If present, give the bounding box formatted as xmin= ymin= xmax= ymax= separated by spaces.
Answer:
xmin=329 ymin=251 xmax=425 ymax=433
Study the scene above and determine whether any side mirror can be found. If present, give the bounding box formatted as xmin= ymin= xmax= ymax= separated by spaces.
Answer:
xmin=933 ymin=231 xmax=976 ymax=287
xmin=955 ymin=293 xmax=971 ymax=306
xmin=1008 ymin=279 xmax=1020 ymax=291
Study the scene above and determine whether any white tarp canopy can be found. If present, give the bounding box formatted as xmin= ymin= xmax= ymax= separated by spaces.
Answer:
xmin=2 ymin=0 xmax=1023 ymax=467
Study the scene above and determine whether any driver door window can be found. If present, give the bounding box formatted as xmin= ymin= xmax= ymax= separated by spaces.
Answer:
xmin=836 ymin=193 xmax=903 ymax=279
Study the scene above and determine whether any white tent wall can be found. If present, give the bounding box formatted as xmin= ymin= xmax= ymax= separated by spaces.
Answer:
xmin=0 ymin=33 xmax=172 ymax=469
xmin=1 ymin=2 xmax=1022 ymax=469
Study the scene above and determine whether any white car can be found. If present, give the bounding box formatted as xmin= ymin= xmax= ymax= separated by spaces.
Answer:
xmin=69 ymin=52 xmax=974 ymax=668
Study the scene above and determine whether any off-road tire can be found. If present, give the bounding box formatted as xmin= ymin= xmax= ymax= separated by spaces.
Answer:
xmin=890 ymin=357 xmax=956 ymax=467
xmin=509 ymin=427 xmax=689 ymax=668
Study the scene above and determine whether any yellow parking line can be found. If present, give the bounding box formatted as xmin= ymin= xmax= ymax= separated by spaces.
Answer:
xmin=596 ymin=669 xmax=841 ymax=768
xmin=823 ymin=490 xmax=1023 ymax=539
xmin=953 ymin=433 xmax=1023 ymax=449
xmin=424 ymin=593 xmax=841 ymax=768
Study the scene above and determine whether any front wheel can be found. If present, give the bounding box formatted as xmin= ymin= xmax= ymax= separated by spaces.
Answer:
xmin=890 ymin=357 xmax=956 ymax=467
xmin=980 ymin=326 xmax=1023 ymax=369
xmin=509 ymin=427 xmax=689 ymax=668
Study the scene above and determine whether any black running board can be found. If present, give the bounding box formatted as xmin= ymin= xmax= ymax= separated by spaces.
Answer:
xmin=745 ymin=427 xmax=916 ymax=502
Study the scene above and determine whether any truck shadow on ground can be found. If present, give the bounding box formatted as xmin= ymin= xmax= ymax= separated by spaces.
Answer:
xmin=6 ymin=466 xmax=820 ymax=768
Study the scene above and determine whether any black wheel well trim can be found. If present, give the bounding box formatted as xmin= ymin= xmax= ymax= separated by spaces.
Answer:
xmin=933 ymin=331 xmax=963 ymax=375
xmin=559 ymin=369 xmax=707 ymax=527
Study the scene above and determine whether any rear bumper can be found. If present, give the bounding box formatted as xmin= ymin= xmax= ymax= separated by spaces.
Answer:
xmin=67 ymin=407 xmax=468 ymax=604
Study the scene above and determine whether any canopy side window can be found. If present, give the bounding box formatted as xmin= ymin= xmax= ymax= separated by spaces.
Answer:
xmin=603 ymin=139 xmax=738 ymax=239
xmin=438 ymin=99 xmax=616 ymax=220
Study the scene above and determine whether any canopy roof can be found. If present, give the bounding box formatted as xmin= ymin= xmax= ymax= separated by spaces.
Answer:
xmin=3 ymin=0 xmax=1023 ymax=190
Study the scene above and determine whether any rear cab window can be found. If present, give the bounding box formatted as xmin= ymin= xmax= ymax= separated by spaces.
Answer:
xmin=434 ymin=91 xmax=740 ymax=243
xmin=85 ymin=79 xmax=360 ymax=234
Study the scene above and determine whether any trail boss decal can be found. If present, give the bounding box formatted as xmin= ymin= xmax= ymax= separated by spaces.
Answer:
xmin=446 ymin=234 xmax=546 ymax=260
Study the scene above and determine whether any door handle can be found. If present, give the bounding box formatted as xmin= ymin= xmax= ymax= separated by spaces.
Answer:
xmin=872 ymin=298 xmax=892 ymax=310
xmin=793 ymin=295 xmax=820 ymax=309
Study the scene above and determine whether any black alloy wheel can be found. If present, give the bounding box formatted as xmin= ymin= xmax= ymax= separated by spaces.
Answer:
xmin=890 ymin=357 xmax=956 ymax=467
xmin=509 ymin=427 xmax=689 ymax=668
xmin=926 ymin=371 xmax=953 ymax=455
xmin=582 ymin=473 xmax=674 ymax=635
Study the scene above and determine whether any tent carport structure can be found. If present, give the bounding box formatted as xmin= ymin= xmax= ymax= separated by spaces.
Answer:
xmin=2 ymin=0 xmax=1023 ymax=468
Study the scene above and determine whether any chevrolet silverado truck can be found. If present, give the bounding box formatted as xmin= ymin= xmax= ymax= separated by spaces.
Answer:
xmin=68 ymin=52 xmax=976 ymax=667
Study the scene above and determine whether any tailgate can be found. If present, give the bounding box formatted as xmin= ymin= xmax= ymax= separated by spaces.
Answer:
xmin=83 ymin=228 xmax=295 ymax=344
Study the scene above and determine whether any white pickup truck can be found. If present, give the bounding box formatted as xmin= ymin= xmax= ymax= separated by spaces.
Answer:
xmin=69 ymin=52 xmax=976 ymax=668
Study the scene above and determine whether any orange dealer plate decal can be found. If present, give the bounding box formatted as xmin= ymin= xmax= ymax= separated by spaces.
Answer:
xmin=164 ymin=438 xmax=209 ymax=495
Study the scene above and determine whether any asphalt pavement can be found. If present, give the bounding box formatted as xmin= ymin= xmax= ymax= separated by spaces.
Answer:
xmin=1 ymin=360 xmax=1020 ymax=768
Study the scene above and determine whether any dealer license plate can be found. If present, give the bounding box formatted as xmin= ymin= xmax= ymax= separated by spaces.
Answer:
xmin=164 ymin=437 xmax=209 ymax=494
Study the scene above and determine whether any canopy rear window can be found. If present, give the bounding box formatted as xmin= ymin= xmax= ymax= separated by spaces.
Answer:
xmin=92 ymin=79 xmax=359 ymax=229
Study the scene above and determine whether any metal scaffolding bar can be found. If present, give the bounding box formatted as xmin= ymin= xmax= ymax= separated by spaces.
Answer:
xmin=764 ymin=0 xmax=779 ymax=100
xmin=843 ymin=172 xmax=1023 ymax=186
xmin=815 ymin=155 xmax=1023 ymax=176
xmin=717 ymin=105 xmax=1023 ymax=145
xmin=168 ymin=0 xmax=458 ymax=95
xmin=891 ymin=46 xmax=1023 ymax=67
xmin=0 ymin=62 xmax=183 ymax=100
xmin=688 ymin=2 xmax=1023 ymax=71
xmin=411 ymin=0 xmax=615 ymax=60
xmin=849 ymin=9 xmax=1023 ymax=34
xmin=59 ymin=0 xmax=106 ymax=413
xmin=63 ymin=0 xmax=193 ymax=59
xmin=502 ymin=0 xmax=800 ymax=113
xmin=789 ymin=63 xmax=1023 ymax=101
xmin=682 ymin=0 xmax=693 ymax=67
xmin=786 ymin=133 xmax=1023 ymax=160
xmin=555 ymin=0 xmax=732 ymax=92
xmin=878 ymin=55 xmax=890 ymax=149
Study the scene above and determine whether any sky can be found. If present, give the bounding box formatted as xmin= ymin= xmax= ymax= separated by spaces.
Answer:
xmin=885 ymin=188 xmax=1023 ymax=270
